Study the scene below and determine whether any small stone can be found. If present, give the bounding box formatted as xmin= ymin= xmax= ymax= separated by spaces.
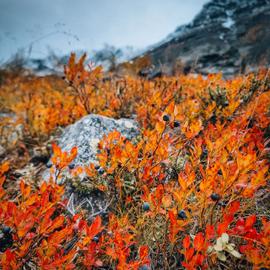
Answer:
xmin=0 ymin=145 xmax=5 ymax=156
xmin=140 ymin=265 xmax=150 ymax=270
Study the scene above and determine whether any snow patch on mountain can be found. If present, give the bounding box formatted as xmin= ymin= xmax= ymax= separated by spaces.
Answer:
xmin=222 ymin=17 xmax=234 ymax=28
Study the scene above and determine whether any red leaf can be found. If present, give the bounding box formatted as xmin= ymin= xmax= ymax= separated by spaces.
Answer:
xmin=217 ymin=222 xmax=229 ymax=235
xmin=227 ymin=201 xmax=240 ymax=215
xmin=139 ymin=245 xmax=149 ymax=259
xmin=87 ymin=216 xmax=103 ymax=239
xmin=235 ymin=217 xmax=245 ymax=227
xmin=183 ymin=235 xmax=190 ymax=249
xmin=224 ymin=214 xmax=234 ymax=224
xmin=168 ymin=210 xmax=176 ymax=225
xmin=194 ymin=232 xmax=204 ymax=251
xmin=195 ymin=253 xmax=205 ymax=265
xmin=186 ymin=247 xmax=195 ymax=261
xmin=245 ymin=215 xmax=256 ymax=228
xmin=20 ymin=180 xmax=31 ymax=198
xmin=205 ymin=225 xmax=215 ymax=240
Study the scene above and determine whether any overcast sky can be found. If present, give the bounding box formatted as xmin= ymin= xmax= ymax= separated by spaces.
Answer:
xmin=0 ymin=0 xmax=208 ymax=62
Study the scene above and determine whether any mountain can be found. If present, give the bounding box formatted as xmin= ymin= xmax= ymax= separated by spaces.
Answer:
xmin=131 ymin=0 xmax=270 ymax=77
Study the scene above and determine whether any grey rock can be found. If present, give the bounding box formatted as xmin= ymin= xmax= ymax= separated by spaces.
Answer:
xmin=44 ymin=114 xmax=139 ymax=220
xmin=0 ymin=145 xmax=5 ymax=157
xmin=0 ymin=113 xmax=24 ymax=149
xmin=55 ymin=114 xmax=138 ymax=167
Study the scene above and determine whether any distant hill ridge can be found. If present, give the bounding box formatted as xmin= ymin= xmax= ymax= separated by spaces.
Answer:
xmin=132 ymin=0 xmax=270 ymax=77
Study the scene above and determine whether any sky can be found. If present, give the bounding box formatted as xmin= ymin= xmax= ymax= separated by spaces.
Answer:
xmin=0 ymin=0 xmax=208 ymax=62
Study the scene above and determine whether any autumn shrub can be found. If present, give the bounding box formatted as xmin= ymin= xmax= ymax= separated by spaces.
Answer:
xmin=0 ymin=54 xmax=270 ymax=269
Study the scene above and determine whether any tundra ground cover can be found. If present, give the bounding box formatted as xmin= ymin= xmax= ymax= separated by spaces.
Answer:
xmin=0 ymin=54 xmax=270 ymax=269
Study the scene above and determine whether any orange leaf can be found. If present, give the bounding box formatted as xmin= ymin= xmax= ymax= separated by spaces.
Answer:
xmin=24 ymin=194 xmax=39 ymax=206
xmin=20 ymin=180 xmax=31 ymax=199
xmin=87 ymin=216 xmax=103 ymax=239
xmin=178 ymin=173 xmax=187 ymax=191
xmin=0 ymin=162 xmax=9 ymax=175
xmin=48 ymin=227 xmax=73 ymax=246
xmin=47 ymin=216 xmax=65 ymax=234
xmin=69 ymin=146 xmax=78 ymax=161
xmin=52 ymin=143 xmax=62 ymax=157
xmin=18 ymin=240 xmax=32 ymax=257
xmin=162 ymin=194 xmax=172 ymax=208
xmin=40 ymin=181 xmax=47 ymax=193
xmin=173 ymin=190 xmax=183 ymax=205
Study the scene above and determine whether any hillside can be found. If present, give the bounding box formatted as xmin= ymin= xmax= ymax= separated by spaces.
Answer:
xmin=134 ymin=0 xmax=270 ymax=77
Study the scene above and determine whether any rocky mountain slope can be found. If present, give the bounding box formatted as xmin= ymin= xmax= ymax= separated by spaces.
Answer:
xmin=136 ymin=0 xmax=270 ymax=77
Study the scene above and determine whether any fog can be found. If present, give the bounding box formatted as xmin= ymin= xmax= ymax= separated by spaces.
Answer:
xmin=0 ymin=0 xmax=208 ymax=62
